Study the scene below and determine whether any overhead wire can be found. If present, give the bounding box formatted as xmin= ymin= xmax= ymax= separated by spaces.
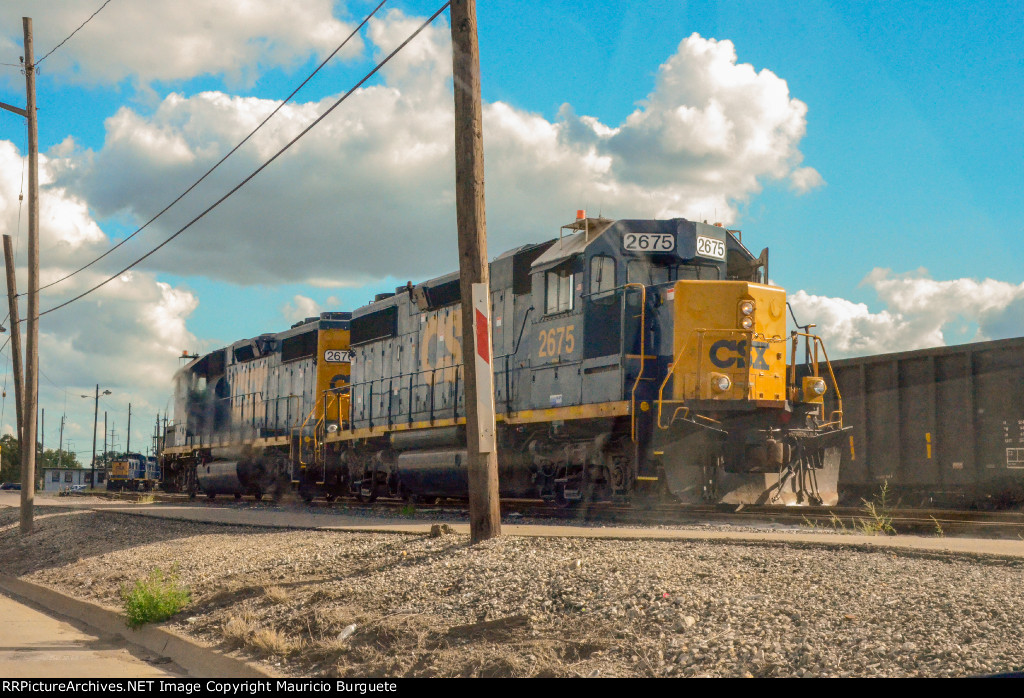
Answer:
xmin=39 ymin=0 xmax=389 ymax=294
xmin=35 ymin=0 xmax=115 ymax=66
xmin=40 ymin=1 xmax=452 ymax=318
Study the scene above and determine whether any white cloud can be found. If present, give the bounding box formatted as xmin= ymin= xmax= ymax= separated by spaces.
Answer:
xmin=791 ymin=269 xmax=1024 ymax=358
xmin=789 ymin=166 xmax=825 ymax=194
xmin=48 ymin=19 xmax=822 ymax=287
xmin=0 ymin=140 xmax=198 ymax=455
xmin=281 ymin=294 xmax=321 ymax=324
xmin=0 ymin=0 xmax=360 ymax=85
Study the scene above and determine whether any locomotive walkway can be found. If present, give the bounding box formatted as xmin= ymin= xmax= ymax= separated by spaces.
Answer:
xmin=12 ymin=492 xmax=1024 ymax=560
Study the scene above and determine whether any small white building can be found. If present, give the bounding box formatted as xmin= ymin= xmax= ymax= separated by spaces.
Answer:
xmin=41 ymin=467 xmax=94 ymax=491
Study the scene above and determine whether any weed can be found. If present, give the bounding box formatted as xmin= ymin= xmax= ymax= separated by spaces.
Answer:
xmin=828 ymin=512 xmax=848 ymax=532
xmin=262 ymin=585 xmax=289 ymax=604
xmin=222 ymin=612 xmax=258 ymax=644
xmin=136 ymin=493 xmax=155 ymax=504
xmin=857 ymin=481 xmax=896 ymax=536
xmin=399 ymin=502 xmax=416 ymax=517
xmin=802 ymin=512 xmax=849 ymax=533
xmin=250 ymin=627 xmax=301 ymax=657
xmin=121 ymin=566 xmax=191 ymax=628
xmin=930 ymin=515 xmax=945 ymax=538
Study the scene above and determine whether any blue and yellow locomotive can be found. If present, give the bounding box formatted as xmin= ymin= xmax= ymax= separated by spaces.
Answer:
xmin=163 ymin=216 xmax=846 ymax=506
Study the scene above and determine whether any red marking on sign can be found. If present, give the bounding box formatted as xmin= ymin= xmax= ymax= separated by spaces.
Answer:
xmin=475 ymin=308 xmax=490 ymax=364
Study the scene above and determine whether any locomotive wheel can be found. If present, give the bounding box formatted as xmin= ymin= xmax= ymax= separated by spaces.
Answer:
xmin=234 ymin=493 xmax=242 ymax=501
xmin=254 ymin=491 xmax=264 ymax=502
xmin=188 ymin=490 xmax=197 ymax=500
xmin=324 ymin=492 xmax=336 ymax=503
xmin=207 ymin=493 xmax=216 ymax=501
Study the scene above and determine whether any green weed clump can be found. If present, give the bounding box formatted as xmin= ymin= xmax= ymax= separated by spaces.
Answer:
xmin=121 ymin=566 xmax=191 ymax=628
xmin=858 ymin=480 xmax=897 ymax=536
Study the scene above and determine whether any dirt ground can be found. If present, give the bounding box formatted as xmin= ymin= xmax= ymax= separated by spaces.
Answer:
xmin=2 ymin=505 xmax=1023 ymax=677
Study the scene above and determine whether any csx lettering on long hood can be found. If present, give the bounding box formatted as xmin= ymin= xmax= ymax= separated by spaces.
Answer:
xmin=709 ymin=339 xmax=770 ymax=370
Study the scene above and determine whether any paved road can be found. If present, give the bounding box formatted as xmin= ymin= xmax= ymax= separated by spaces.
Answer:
xmin=7 ymin=491 xmax=1024 ymax=559
xmin=0 ymin=590 xmax=183 ymax=678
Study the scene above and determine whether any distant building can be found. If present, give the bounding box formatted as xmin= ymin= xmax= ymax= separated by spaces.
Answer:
xmin=41 ymin=467 xmax=101 ymax=491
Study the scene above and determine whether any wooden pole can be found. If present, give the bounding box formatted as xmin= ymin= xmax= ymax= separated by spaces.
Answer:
xmin=20 ymin=16 xmax=38 ymax=535
xmin=3 ymin=236 xmax=24 ymax=450
xmin=450 ymin=0 xmax=500 ymax=543
xmin=90 ymin=384 xmax=98 ymax=488
xmin=126 ymin=403 xmax=131 ymax=453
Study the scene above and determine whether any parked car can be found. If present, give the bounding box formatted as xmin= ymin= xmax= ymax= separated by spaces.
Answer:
xmin=0 ymin=482 xmax=21 ymax=490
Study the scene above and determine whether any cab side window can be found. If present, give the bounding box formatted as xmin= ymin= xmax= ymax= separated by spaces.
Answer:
xmin=589 ymin=255 xmax=616 ymax=299
xmin=627 ymin=259 xmax=649 ymax=285
xmin=545 ymin=266 xmax=575 ymax=314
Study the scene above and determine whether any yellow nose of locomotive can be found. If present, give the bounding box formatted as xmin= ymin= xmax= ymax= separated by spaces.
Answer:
xmin=670 ymin=281 xmax=787 ymax=404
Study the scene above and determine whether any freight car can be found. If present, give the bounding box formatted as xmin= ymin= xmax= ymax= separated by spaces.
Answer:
xmin=822 ymin=337 xmax=1024 ymax=508
xmin=162 ymin=215 xmax=848 ymax=506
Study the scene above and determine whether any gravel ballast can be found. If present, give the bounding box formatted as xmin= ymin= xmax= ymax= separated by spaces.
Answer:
xmin=1 ymin=506 xmax=1022 ymax=677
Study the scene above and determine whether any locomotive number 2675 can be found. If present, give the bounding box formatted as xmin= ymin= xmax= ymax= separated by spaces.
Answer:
xmin=538 ymin=325 xmax=576 ymax=358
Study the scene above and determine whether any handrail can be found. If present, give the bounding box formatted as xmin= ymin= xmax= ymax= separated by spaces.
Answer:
xmin=656 ymin=329 xmax=695 ymax=430
xmin=790 ymin=331 xmax=844 ymax=426
xmin=655 ymin=327 xmax=746 ymax=429
xmin=623 ymin=283 xmax=647 ymax=443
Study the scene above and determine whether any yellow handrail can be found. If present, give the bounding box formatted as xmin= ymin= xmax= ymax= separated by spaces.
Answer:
xmin=789 ymin=331 xmax=844 ymax=427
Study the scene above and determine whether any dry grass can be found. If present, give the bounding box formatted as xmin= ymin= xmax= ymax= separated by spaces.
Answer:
xmin=262 ymin=585 xmax=289 ymax=604
xmin=250 ymin=627 xmax=302 ymax=657
xmin=221 ymin=611 xmax=259 ymax=644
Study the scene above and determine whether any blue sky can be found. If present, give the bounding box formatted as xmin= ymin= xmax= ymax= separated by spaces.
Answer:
xmin=0 ymin=0 xmax=1021 ymax=454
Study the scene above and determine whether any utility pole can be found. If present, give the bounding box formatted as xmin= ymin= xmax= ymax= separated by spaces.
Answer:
xmin=58 ymin=414 xmax=64 ymax=463
xmin=102 ymin=411 xmax=107 ymax=473
xmin=450 ymin=0 xmax=500 ymax=543
xmin=40 ymin=407 xmax=43 ymax=461
xmin=89 ymin=385 xmax=99 ymax=488
xmin=20 ymin=17 xmax=39 ymax=535
xmin=126 ymin=403 xmax=131 ymax=453
xmin=2 ymin=236 xmax=24 ymax=450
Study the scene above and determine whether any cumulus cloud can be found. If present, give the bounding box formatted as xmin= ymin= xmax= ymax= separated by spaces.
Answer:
xmin=282 ymin=294 xmax=321 ymax=324
xmin=48 ymin=17 xmax=822 ymax=286
xmin=791 ymin=269 xmax=1024 ymax=358
xmin=0 ymin=0 xmax=360 ymax=85
xmin=0 ymin=141 xmax=198 ymax=452
xmin=789 ymin=166 xmax=825 ymax=194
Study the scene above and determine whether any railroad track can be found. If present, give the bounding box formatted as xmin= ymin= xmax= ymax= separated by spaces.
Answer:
xmin=85 ymin=489 xmax=1024 ymax=539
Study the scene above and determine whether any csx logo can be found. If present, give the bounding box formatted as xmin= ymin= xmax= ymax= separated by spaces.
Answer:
xmin=709 ymin=339 xmax=770 ymax=370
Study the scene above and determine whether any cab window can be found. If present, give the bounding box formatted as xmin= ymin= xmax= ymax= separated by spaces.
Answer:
xmin=589 ymin=255 xmax=616 ymax=299
xmin=545 ymin=266 xmax=574 ymax=314
xmin=627 ymin=259 xmax=649 ymax=285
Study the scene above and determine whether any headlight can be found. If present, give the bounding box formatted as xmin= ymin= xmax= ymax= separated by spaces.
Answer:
xmin=712 ymin=374 xmax=731 ymax=392
xmin=326 ymin=422 xmax=339 ymax=433
xmin=739 ymin=300 xmax=755 ymax=316
xmin=810 ymin=379 xmax=827 ymax=396
xmin=740 ymin=316 xmax=754 ymax=329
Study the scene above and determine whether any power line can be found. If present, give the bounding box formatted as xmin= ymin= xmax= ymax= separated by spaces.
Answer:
xmin=35 ymin=0 xmax=115 ymax=66
xmin=40 ymin=0 xmax=389 ymax=294
xmin=40 ymin=1 xmax=452 ymax=318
